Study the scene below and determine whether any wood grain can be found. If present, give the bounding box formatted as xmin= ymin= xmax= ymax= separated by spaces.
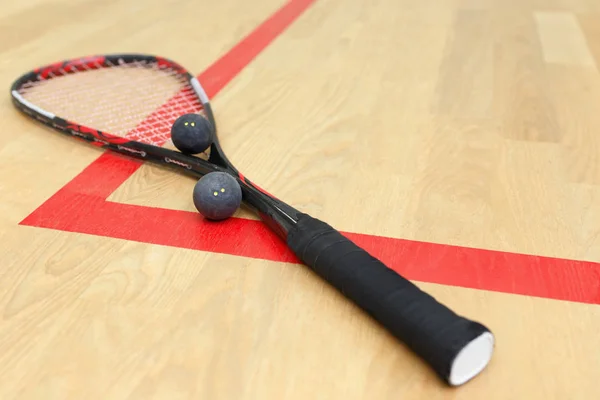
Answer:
xmin=1 ymin=0 xmax=600 ymax=399
xmin=578 ymin=13 xmax=600 ymax=67
xmin=434 ymin=9 xmax=494 ymax=118
xmin=534 ymin=11 xmax=597 ymax=67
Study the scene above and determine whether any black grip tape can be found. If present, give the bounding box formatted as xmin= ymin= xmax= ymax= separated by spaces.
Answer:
xmin=287 ymin=213 xmax=492 ymax=384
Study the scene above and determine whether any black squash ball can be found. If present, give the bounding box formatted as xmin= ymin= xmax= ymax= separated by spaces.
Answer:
xmin=170 ymin=113 xmax=213 ymax=154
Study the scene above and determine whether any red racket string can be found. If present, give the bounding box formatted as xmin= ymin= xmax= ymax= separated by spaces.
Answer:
xmin=15 ymin=59 xmax=203 ymax=146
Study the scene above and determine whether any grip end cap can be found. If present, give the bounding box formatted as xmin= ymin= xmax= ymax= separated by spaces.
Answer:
xmin=448 ymin=331 xmax=495 ymax=386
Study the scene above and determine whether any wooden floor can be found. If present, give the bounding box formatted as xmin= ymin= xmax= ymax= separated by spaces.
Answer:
xmin=1 ymin=0 xmax=600 ymax=398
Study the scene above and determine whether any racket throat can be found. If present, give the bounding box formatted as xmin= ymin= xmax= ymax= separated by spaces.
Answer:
xmin=207 ymin=144 xmax=237 ymax=172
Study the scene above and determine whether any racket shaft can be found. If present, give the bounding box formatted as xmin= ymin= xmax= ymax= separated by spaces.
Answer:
xmin=287 ymin=213 xmax=492 ymax=384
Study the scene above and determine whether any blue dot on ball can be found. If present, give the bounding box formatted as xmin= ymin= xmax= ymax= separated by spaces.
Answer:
xmin=193 ymin=172 xmax=242 ymax=220
xmin=171 ymin=113 xmax=213 ymax=154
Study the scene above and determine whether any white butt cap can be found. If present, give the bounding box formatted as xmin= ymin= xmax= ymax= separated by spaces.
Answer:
xmin=448 ymin=332 xmax=495 ymax=386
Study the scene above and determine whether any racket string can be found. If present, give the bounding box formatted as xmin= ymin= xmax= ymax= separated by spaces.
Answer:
xmin=16 ymin=60 xmax=204 ymax=146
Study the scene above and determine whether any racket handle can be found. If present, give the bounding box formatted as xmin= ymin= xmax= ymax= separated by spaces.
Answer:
xmin=287 ymin=213 xmax=494 ymax=386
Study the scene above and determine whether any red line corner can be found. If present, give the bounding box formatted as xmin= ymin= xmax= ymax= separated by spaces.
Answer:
xmin=18 ymin=0 xmax=600 ymax=306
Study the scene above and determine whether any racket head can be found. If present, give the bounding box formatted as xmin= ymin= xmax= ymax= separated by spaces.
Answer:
xmin=10 ymin=54 xmax=218 ymax=154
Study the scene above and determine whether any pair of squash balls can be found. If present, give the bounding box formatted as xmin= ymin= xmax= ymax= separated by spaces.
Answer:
xmin=171 ymin=113 xmax=241 ymax=221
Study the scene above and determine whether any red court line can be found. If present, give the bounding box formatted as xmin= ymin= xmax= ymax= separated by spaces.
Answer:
xmin=23 ymin=173 xmax=600 ymax=305
xmin=199 ymin=0 xmax=317 ymax=98
xmin=19 ymin=0 xmax=600 ymax=306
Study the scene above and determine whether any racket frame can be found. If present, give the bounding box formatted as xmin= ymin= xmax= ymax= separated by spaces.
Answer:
xmin=10 ymin=53 xmax=495 ymax=387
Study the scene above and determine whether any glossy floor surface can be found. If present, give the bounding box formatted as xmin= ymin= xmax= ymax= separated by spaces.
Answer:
xmin=1 ymin=0 xmax=599 ymax=398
